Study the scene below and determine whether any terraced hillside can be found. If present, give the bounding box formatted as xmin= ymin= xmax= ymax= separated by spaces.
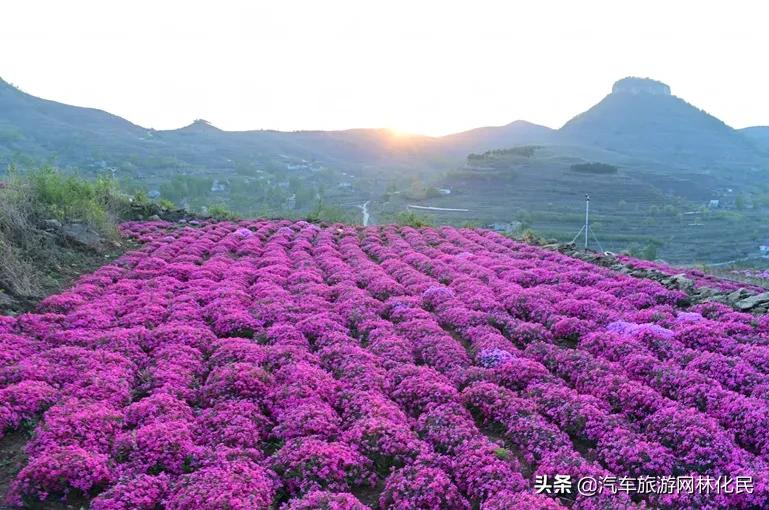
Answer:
xmin=411 ymin=146 xmax=769 ymax=263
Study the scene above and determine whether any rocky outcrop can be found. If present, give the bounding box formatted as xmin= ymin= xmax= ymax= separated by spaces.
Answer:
xmin=611 ymin=77 xmax=671 ymax=96
xmin=548 ymin=243 xmax=769 ymax=313
xmin=123 ymin=203 xmax=198 ymax=222
xmin=734 ymin=292 xmax=769 ymax=311
xmin=61 ymin=223 xmax=105 ymax=250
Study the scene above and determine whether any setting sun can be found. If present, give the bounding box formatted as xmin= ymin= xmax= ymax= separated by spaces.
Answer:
xmin=387 ymin=127 xmax=416 ymax=138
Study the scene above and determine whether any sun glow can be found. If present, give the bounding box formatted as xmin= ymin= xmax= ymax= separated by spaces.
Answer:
xmin=387 ymin=127 xmax=432 ymax=140
xmin=387 ymin=127 xmax=411 ymax=138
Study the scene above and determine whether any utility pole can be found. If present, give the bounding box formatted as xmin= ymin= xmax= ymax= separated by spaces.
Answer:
xmin=570 ymin=193 xmax=602 ymax=252
xmin=584 ymin=194 xmax=590 ymax=249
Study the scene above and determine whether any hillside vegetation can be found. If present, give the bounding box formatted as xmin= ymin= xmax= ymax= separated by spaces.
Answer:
xmin=0 ymin=168 xmax=176 ymax=312
xmin=398 ymin=144 xmax=769 ymax=263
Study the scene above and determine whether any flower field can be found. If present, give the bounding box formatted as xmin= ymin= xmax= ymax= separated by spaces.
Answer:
xmin=2 ymin=219 xmax=769 ymax=509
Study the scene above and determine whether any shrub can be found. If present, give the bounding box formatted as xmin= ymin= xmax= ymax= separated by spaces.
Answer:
xmin=207 ymin=204 xmax=239 ymax=220
xmin=114 ymin=420 xmax=203 ymax=475
xmin=9 ymin=446 xmax=112 ymax=505
xmin=90 ymin=473 xmax=171 ymax=510
xmin=192 ymin=400 xmax=272 ymax=450
xmin=395 ymin=210 xmax=432 ymax=228
xmin=569 ymin=162 xmax=618 ymax=174
xmin=379 ymin=464 xmax=470 ymax=510
xmin=342 ymin=417 xmax=428 ymax=471
xmin=271 ymin=438 xmax=375 ymax=495
xmin=165 ymin=460 xmax=278 ymax=510
xmin=282 ymin=490 xmax=368 ymax=510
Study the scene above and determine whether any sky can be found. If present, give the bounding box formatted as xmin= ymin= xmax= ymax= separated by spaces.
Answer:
xmin=2 ymin=0 xmax=768 ymax=136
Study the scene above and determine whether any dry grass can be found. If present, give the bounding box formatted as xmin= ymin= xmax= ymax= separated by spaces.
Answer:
xmin=0 ymin=237 xmax=39 ymax=296
xmin=0 ymin=179 xmax=41 ymax=296
xmin=0 ymin=168 xmax=128 ymax=300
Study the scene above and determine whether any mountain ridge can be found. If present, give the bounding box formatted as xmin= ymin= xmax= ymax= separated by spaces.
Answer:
xmin=559 ymin=78 xmax=760 ymax=166
xmin=3 ymin=75 xmax=769 ymax=264
xmin=1 ymin=75 xmax=767 ymax=175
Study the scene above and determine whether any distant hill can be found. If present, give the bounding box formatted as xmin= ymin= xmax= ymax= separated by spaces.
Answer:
xmin=0 ymin=78 xmax=444 ymax=176
xmin=0 ymin=77 xmax=553 ymax=179
xmin=741 ymin=126 xmax=769 ymax=153
xmin=0 ymin=77 xmax=150 ymax=167
xmin=559 ymin=77 xmax=761 ymax=166
xmin=2 ymin=75 xmax=766 ymax=175
xmin=4 ymin=74 xmax=769 ymax=264
xmin=435 ymin=120 xmax=555 ymax=155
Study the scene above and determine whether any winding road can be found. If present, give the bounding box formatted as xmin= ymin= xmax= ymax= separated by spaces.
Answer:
xmin=357 ymin=200 xmax=370 ymax=226
xmin=407 ymin=204 xmax=469 ymax=212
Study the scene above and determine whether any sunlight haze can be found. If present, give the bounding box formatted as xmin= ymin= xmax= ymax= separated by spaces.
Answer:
xmin=3 ymin=0 xmax=768 ymax=136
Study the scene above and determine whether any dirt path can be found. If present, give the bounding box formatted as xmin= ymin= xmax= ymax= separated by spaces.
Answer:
xmin=0 ymin=431 xmax=28 ymax=509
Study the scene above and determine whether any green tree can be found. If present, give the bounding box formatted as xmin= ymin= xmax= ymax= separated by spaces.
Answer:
xmin=395 ymin=210 xmax=432 ymax=227
xmin=629 ymin=240 xmax=662 ymax=260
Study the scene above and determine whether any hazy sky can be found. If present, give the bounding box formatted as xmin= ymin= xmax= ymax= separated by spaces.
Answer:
xmin=2 ymin=0 xmax=768 ymax=136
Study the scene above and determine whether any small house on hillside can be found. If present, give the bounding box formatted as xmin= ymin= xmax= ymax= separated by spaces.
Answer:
xmin=708 ymin=199 xmax=720 ymax=209
xmin=760 ymin=241 xmax=769 ymax=256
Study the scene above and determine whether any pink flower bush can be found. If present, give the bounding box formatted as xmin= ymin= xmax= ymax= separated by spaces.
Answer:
xmin=114 ymin=420 xmax=203 ymax=475
xmin=267 ymin=361 xmax=340 ymax=412
xmin=9 ymin=446 xmax=112 ymax=505
xmin=281 ymin=490 xmax=369 ymax=509
xmin=342 ymin=416 xmax=429 ymax=471
xmin=211 ymin=310 xmax=263 ymax=338
xmin=415 ymin=402 xmax=480 ymax=454
xmin=272 ymin=437 xmax=376 ymax=495
xmin=192 ymin=400 xmax=272 ymax=449
xmin=391 ymin=371 xmax=459 ymax=416
xmin=271 ymin=400 xmax=341 ymax=441
xmin=451 ymin=439 xmax=528 ymax=504
xmin=198 ymin=362 xmax=272 ymax=406
xmin=123 ymin=393 xmax=194 ymax=428
xmin=26 ymin=400 xmax=124 ymax=456
xmin=379 ymin=463 xmax=470 ymax=510
xmin=482 ymin=490 xmax=566 ymax=510
xmin=165 ymin=460 xmax=278 ymax=510
xmin=0 ymin=380 xmax=57 ymax=436
xmin=90 ymin=473 xmax=171 ymax=510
